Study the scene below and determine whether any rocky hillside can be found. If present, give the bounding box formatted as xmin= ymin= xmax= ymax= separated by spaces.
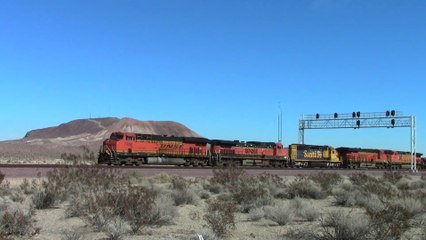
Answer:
xmin=0 ymin=117 xmax=202 ymax=164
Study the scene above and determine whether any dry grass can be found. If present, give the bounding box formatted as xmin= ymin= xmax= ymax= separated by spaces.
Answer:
xmin=3 ymin=168 xmax=426 ymax=239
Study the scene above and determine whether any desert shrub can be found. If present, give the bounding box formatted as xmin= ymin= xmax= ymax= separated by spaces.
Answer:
xmin=126 ymin=171 xmax=145 ymax=185
xmin=397 ymin=197 xmax=423 ymax=217
xmin=358 ymin=194 xmax=385 ymax=215
xmin=151 ymin=172 xmax=172 ymax=184
xmin=169 ymin=176 xmax=198 ymax=205
xmin=382 ymin=171 xmax=404 ymax=184
xmin=83 ymin=209 xmax=109 ymax=232
xmin=229 ymin=178 xmax=273 ymax=213
xmin=34 ymin=165 xmax=127 ymax=211
xmin=366 ymin=201 xmax=413 ymax=240
xmin=321 ymin=211 xmax=374 ymax=240
xmin=80 ymin=183 xmax=157 ymax=233
xmin=210 ymin=169 xmax=278 ymax=212
xmin=396 ymin=177 xmax=413 ymax=191
xmin=65 ymin=194 xmax=87 ymax=218
xmin=216 ymin=193 xmax=233 ymax=202
xmin=332 ymin=181 xmax=362 ymax=207
xmin=255 ymin=173 xmax=287 ymax=197
xmin=148 ymin=194 xmax=176 ymax=225
xmin=31 ymin=181 xmax=56 ymax=209
xmin=19 ymin=179 xmax=33 ymax=195
xmin=99 ymin=185 xmax=156 ymax=234
xmin=0 ymin=178 xmax=11 ymax=196
xmin=210 ymin=165 xmax=246 ymax=187
xmin=248 ymin=207 xmax=264 ymax=221
xmin=204 ymin=199 xmax=237 ymax=238
xmin=264 ymin=203 xmax=293 ymax=225
xmin=9 ymin=190 xmax=25 ymax=203
xmin=61 ymin=229 xmax=85 ymax=240
xmin=198 ymin=190 xmax=211 ymax=199
xmin=287 ymin=210 xmax=373 ymax=240
xmin=202 ymin=181 xmax=223 ymax=194
xmin=308 ymin=172 xmax=343 ymax=193
xmin=46 ymin=166 xmax=126 ymax=201
xmin=170 ymin=176 xmax=189 ymax=190
xmin=105 ymin=217 xmax=128 ymax=240
xmin=60 ymin=145 xmax=96 ymax=163
xmin=349 ymin=173 xmax=397 ymax=200
xmin=171 ymin=188 xmax=198 ymax=206
xmin=332 ymin=180 xmax=389 ymax=211
xmin=0 ymin=206 xmax=36 ymax=237
xmin=361 ymin=180 xmax=397 ymax=199
xmin=287 ymin=176 xmax=326 ymax=199
xmin=291 ymin=197 xmax=320 ymax=221
xmin=349 ymin=172 xmax=377 ymax=185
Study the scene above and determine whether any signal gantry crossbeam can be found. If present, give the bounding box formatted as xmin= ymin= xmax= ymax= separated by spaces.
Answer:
xmin=298 ymin=111 xmax=417 ymax=171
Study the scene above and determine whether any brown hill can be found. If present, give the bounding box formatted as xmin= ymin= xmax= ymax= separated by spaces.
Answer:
xmin=24 ymin=117 xmax=120 ymax=139
xmin=0 ymin=117 xmax=202 ymax=164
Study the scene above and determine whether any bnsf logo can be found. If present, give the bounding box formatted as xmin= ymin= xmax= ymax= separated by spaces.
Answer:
xmin=160 ymin=143 xmax=183 ymax=150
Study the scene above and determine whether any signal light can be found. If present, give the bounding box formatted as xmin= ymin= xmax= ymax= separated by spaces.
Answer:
xmin=352 ymin=112 xmax=356 ymax=118
xmin=334 ymin=113 xmax=338 ymax=118
xmin=391 ymin=110 xmax=395 ymax=116
xmin=357 ymin=111 xmax=361 ymax=118
xmin=356 ymin=120 xmax=360 ymax=127
xmin=386 ymin=110 xmax=390 ymax=117
xmin=316 ymin=113 xmax=320 ymax=119
xmin=391 ymin=119 xmax=395 ymax=127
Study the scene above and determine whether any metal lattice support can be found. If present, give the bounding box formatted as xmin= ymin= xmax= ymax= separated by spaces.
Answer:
xmin=298 ymin=111 xmax=417 ymax=171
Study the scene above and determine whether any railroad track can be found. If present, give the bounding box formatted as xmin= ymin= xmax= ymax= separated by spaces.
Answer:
xmin=1 ymin=163 xmax=421 ymax=179
xmin=0 ymin=163 xmax=408 ymax=171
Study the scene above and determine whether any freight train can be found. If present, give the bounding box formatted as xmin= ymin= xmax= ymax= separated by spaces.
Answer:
xmin=98 ymin=132 xmax=424 ymax=169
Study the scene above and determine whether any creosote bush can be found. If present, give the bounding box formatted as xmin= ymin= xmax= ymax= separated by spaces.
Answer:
xmin=32 ymin=164 xmax=177 ymax=237
xmin=209 ymin=166 xmax=284 ymax=213
xmin=264 ymin=203 xmax=293 ymax=225
xmin=291 ymin=197 xmax=320 ymax=221
xmin=0 ymin=203 xmax=37 ymax=237
xmin=61 ymin=229 xmax=85 ymax=240
xmin=288 ymin=176 xmax=326 ymax=199
xmin=366 ymin=201 xmax=415 ymax=240
xmin=382 ymin=171 xmax=404 ymax=185
xmin=229 ymin=177 xmax=273 ymax=213
xmin=308 ymin=172 xmax=343 ymax=193
xmin=204 ymin=199 xmax=237 ymax=238
xmin=286 ymin=210 xmax=374 ymax=240
xmin=248 ymin=207 xmax=264 ymax=221
xmin=170 ymin=176 xmax=198 ymax=206
xmin=210 ymin=165 xmax=246 ymax=187
xmin=0 ymin=171 xmax=4 ymax=185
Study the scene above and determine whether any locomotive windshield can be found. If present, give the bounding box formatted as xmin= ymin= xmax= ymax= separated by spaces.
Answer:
xmin=110 ymin=133 xmax=123 ymax=140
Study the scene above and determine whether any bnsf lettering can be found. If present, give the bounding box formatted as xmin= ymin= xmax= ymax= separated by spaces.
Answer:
xmin=245 ymin=148 xmax=258 ymax=154
xmin=160 ymin=144 xmax=183 ymax=150
xmin=303 ymin=150 xmax=323 ymax=159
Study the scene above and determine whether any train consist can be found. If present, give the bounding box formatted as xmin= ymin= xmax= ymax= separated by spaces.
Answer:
xmin=98 ymin=132 xmax=424 ymax=169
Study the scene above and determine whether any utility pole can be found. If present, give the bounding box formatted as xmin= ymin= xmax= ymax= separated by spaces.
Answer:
xmin=278 ymin=103 xmax=283 ymax=143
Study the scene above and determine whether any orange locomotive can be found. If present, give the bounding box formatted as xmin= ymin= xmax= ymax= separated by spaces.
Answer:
xmin=336 ymin=147 xmax=423 ymax=169
xmin=99 ymin=132 xmax=423 ymax=169
xmin=98 ymin=132 xmax=287 ymax=167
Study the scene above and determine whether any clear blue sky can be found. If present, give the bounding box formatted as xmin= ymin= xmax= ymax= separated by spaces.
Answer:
xmin=0 ymin=1 xmax=425 ymax=153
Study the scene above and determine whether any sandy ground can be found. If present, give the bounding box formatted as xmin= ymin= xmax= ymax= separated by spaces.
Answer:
xmin=2 ymin=174 xmax=425 ymax=240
